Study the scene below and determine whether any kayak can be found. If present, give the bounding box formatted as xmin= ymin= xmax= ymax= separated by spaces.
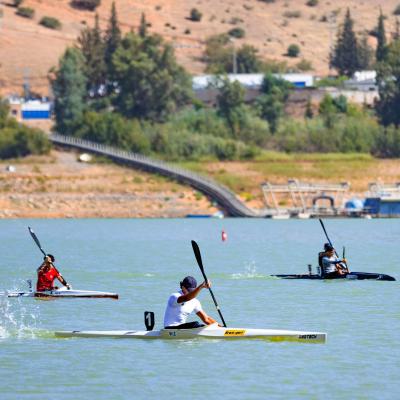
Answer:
xmin=55 ymin=323 xmax=326 ymax=343
xmin=272 ymin=272 xmax=396 ymax=281
xmin=0 ymin=286 xmax=119 ymax=299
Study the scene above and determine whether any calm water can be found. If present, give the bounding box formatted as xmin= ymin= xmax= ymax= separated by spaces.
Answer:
xmin=0 ymin=219 xmax=399 ymax=400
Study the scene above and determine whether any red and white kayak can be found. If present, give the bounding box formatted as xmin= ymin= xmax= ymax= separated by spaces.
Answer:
xmin=55 ymin=323 xmax=326 ymax=343
xmin=1 ymin=286 xmax=118 ymax=300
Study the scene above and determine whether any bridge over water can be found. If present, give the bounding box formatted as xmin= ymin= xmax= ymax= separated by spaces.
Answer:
xmin=50 ymin=134 xmax=269 ymax=218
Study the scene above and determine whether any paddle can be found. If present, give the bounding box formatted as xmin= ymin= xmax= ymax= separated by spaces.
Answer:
xmin=28 ymin=226 xmax=47 ymax=257
xmin=319 ymin=219 xmax=348 ymax=271
xmin=191 ymin=240 xmax=227 ymax=327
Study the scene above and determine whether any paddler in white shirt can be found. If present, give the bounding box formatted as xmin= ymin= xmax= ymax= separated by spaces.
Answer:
xmin=163 ymin=276 xmax=218 ymax=329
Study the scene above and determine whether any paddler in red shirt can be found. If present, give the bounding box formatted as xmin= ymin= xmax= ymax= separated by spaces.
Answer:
xmin=36 ymin=254 xmax=70 ymax=292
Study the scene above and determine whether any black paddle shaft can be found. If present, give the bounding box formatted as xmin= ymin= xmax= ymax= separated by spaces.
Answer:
xmin=28 ymin=227 xmax=47 ymax=257
xmin=191 ymin=240 xmax=227 ymax=327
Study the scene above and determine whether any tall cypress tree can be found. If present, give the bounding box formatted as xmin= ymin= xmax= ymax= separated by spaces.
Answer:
xmin=51 ymin=48 xmax=87 ymax=135
xmin=77 ymin=14 xmax=107 ymax=97
xmin=331 ymin=9 xmax=360 ymax=76
xmin=376 ymin=40 xmax=400 ymax=127
xmin=139 ymin=13 xmax=147 ymax=38
xmin=104 ymin=1 xmax=121 ymax=88
xmin=394 ymin=18 xmax=400 ymax=41
xmin=376 ymin=10 xmax=387 ymax=62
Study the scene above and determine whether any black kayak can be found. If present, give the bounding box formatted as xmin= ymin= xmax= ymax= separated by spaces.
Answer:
xmin=272 ymin=272 xmax=396 ymax=281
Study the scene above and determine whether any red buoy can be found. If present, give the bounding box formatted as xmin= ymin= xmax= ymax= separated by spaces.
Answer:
xmin=221 ymin=230 xmax=227 ymax=242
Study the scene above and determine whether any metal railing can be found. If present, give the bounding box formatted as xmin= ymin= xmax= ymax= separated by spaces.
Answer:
xmin=50 ymin=134 xmax=267 ymax=217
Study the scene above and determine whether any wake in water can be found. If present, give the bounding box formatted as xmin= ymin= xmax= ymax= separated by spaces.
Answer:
xmin=0 ymin=281 xmax=41 ymax=339
xmin=230 ymin=261 xmax=271 ymax=280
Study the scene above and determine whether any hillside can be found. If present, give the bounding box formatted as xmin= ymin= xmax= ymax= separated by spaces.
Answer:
xmin=0 ymin=0 xmax=399 ymax=96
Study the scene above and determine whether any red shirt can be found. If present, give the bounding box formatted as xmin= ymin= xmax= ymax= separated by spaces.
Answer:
xmin=36 ymin=265 xmax=61 ymax=292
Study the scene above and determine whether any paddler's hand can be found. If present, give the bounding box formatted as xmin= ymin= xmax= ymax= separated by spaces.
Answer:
xmin=201 ymin=280 xmax=211 ymax=289
xmin=342 ymin=258 xmax=347 ymax=263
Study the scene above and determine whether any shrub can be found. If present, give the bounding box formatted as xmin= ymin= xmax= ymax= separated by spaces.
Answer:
xmin=0 ymin=125 xmax=51 ymax=159
xmin=228 ymin=27 xmax=245 ymax=38
xmin=70 ymin=0 xmax=101 ymax=11
xmin=306 ymin=0 xmax=318 ymax=6
xmin=283 ymin=10 xmax=301 ymax=18
xmin=39 ymin=16 xmax=62 ymax=30
xmin=287 ymin=44 xmax=300 ymax=57
xmin=190 ymin=8 xmax=202 ymax=22
xmin=295 ymin=59 xmax=313 ymax=71
xmin=13 ymin=0 xmax=24 ymax=7
xmin=394 ymin=4 xmax=400 ymax=15
xmin=16 ymin=7 xmax=35 ymax=19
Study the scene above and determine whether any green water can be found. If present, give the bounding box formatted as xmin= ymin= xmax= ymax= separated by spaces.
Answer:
xmin=0 ymin=219 xmax=399 ymax=399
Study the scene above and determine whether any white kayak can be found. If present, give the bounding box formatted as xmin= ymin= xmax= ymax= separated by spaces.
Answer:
xmin=0 ymin=286 xmax=118 ymax=300
xmin=55 ymin=323 xmax=326 ymax=343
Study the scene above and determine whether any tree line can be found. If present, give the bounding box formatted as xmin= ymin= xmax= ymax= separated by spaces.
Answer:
xmin=49 ymin=3 xmax=400 ymax=160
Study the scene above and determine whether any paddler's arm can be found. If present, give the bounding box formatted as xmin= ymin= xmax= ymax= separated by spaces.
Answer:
xmin=196 ymin=310 xmax=218 ymax=326
xmin=52 ymin=265 xmax=70 ymax=288
xmin=177 ymin=281 xmax=210 ymax=303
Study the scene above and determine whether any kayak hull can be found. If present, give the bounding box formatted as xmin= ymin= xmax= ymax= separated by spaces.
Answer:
xmin=55 ymin=325 xmax=326 ymax=343
xmin=0 ymin=287 xmax=118 ymax=299
xmin=272 ymin=272 xmax=395 ymax=281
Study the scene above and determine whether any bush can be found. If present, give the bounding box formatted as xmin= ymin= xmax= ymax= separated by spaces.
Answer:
xmin=228 ymin=27 xmax=245 ymax=38
xmin=283 ymin=10 xmax=301 ymax=18
xmin=74 ymin=112 xmax=151 ymax=154
xmin=394 ymin=4 xmax=400 ymax=15
xmin=13 ymin=0 xmax=24 ymax=7
xmin=306 ymin=0 xmax=318 ymax=6
xmin=70 ymin=0 xmax=101 ymax=11
xmin=0 ymin=125 xmax=51 ymax=159
xmin=39 ymin=16 xmax=62 ymax=30
xmin=190 ymin=8 xmax=202 ymax=22
xmin=295 ymin=59 xmax=313 ymax=71
xmin=287 ymin=44 xmax=300 ymax=57
xmin=16 ymin=7 xmax=35 ymax=19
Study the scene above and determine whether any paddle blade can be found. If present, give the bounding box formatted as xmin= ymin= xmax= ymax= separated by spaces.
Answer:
xmin=28 ymin=226 xmax=46 ymax=257
xmin=191 ymin=240 xmax=205 ymax=275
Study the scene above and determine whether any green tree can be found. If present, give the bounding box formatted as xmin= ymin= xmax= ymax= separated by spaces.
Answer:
xmin=376 ymin=10 xmax=387 ymax=62
xmin=51 ymin=48 xmax=88 ymax=134
xmin=77 ymin=14 xmax=107 ymax=97
xmin=376 ymin=40 xmax=400 ymax=126
xmin=204 ymin=34 xmax=232 ymax=73
xmin=104 ymin=1 xmax=121 ymax=86
xmin=216 ymin=78 xmax=245 ymax=134
xmin=112 ymin=32 xmax=192 ymax=121
xmin=236 ymin=44 xmax=262 ymax=73
xmin=331 ymin=9 xmax=360 ymax=76
xmin=256 ymin=74 xmax=291 ymax=132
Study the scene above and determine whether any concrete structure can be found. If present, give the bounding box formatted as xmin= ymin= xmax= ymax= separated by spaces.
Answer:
xmin=7 ymin=97 xmax=51 ymax=121
xmin=364 ymin=182 xmax=400 ymax=217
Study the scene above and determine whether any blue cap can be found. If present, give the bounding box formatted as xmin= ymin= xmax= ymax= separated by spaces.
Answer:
xmin=181 ymin=276 xmax=197 ymax=291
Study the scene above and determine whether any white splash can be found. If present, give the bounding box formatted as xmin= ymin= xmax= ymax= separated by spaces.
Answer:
xmin=230 ymin=261 xmax=266 ymax=279
xmin=0 ymin=285 xmax=40 ymax=339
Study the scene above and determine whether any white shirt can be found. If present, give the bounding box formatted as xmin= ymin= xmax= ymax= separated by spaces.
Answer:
xmin=322 ymin=255 xmax=340 ymax=274
xmin=163 ymin=290 xmax=203 ymax=327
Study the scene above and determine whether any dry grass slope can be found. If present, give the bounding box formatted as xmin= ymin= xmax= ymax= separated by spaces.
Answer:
xmin=1 ymin=0 xmax=399 ymax=95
